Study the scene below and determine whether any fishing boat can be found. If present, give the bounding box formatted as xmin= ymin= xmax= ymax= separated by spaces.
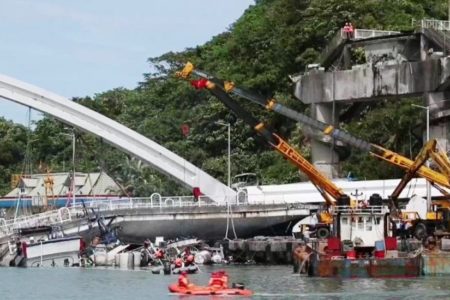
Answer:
xmin=298 ymin=200 xmax=422 ymax=278
xmin=8 ymin=225 xmax=82 ymax=267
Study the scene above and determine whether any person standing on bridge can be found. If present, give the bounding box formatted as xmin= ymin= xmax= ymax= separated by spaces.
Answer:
xmin=348 ymin=22 xmax=354 ymax=39
xmin=343 ymin=22 xmax=350 ymax=38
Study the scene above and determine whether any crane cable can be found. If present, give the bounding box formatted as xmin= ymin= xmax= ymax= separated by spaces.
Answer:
xmin=224 ymin=199 xmax=237 ymax=240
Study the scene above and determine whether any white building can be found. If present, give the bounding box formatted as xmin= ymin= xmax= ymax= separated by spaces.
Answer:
xmin=243 ymin=178 xmax=441 ymax=204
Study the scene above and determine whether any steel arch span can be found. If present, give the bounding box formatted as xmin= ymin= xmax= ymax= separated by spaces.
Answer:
xmin=0 ymin=74 xmax=235 ymax=203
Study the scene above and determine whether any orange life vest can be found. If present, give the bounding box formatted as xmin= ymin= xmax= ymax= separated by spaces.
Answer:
xmin=178 ymin=275 xmax=188 ymax=288
xmin=175 ymin=258 xmax=183 ymax=268
xmin=221 ymin=275 xmax=228 ymax=288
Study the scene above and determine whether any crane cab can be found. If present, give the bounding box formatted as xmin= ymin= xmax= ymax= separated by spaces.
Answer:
xmin=231 ymin=173 xmax=259 ymax=190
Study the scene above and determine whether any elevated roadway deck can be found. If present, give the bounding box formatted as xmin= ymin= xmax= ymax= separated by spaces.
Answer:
xmin=294 ymin=21 xmax=450 ymax=177
xmin=0 ymin=195 xmax=317 ymax=243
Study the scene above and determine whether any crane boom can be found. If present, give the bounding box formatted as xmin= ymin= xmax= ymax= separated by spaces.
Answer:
xmin=388 ymin=140 xmax=437 ymax=215
xmin=176 ymin=62 xmax=450 ymax=192
xmin=177 ymin=70 xmax=348 ymax=207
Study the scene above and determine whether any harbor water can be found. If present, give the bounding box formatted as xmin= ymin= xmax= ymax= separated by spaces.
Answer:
xmin=1 ymin=265 xmax=450 ymax=299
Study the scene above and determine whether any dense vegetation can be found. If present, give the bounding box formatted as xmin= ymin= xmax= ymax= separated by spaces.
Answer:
xmin=0 ymin=0 xmax=447 ymax=196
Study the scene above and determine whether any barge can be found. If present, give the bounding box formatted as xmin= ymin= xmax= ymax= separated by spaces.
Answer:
xmin=297 ymin=201 xmax=422 ymax=278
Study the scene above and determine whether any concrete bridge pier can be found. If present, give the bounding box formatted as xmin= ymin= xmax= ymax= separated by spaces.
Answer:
xmin=296 ymin=25 xmax=450 ymax=174
xmin=425 ymin=92 xmax=450 ymax=152
xmin=311 ymin=103 xmax=340 ymax=178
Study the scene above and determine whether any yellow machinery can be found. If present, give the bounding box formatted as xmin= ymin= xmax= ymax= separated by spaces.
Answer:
xmin=43 ymin=168 xmax=55 ymax=208
xmin=390 ymin=140 xmax=450 ymax=238
xmin=176 ymin=64 xmax=364 ymax=237
xmin=176 ymin=63 xmax=450 ymax=239
xmin=390 ymin=139 xmax=450 ymax=211
xmin=177 ymin=62 xmax=450 ymax=213
xmin=10 ymin=174 xmax=21 ymax=189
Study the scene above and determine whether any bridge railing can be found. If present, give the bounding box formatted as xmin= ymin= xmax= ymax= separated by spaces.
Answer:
xmin=77 ymin=195 xmax=208 ymax=211
xmin=419 ymin=19 xmax=450 ymax=31
xmin=334 ymin=205 xmax=386 ymax=214
xmin=66 ymin=192 xmax=321 ymax=211
xmin=353 ymin=29 xmax=400 ymax=39
xmin=319 ymin=28 xmax=401 ymax=67
xmin=319 ymin=29 xmax=346 ymax=66
xmin=78 ymin=193 xmax=321 ymax=212
xmin=0 ymin=206 xmax=83 ymax=238
xmin=70 ymin=194 xmax=224 ymax=210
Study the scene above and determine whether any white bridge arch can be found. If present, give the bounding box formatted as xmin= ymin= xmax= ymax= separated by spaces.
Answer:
xmin=0 ymin=74 xmax=235 ymax=203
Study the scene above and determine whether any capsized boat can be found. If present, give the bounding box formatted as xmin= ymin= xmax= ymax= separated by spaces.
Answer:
xmin=168 ymin=283 xmax=253 ymax=296
xmin=8 ymin=225 xmax=82 ymax=267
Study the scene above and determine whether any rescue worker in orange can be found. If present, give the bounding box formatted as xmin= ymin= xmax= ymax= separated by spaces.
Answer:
xmin=208 ymin=272 xmax=222 ymax=288
xmin=208 ymin=270 xmax=228 ymax=289
xmin=155 ymin=248 xmax=164 ymax=259
xmin=184 ymin=254 xmax=195 ymax=266
xmin=220 ymin=270 xmax=229 ymax=288
xmin=174 ymin=256 xmax=183 ymax=268
xmin=178 ymin=271 xmax=193 ymax=288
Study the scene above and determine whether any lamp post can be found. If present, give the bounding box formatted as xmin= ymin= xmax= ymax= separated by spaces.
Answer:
xmin=61 ymin=129 xmax=76 ymax=207
xmin=71 ymin=130 xmax=76 ymax=207
xmin=412 ymin=104 xmax=431 ymax=209
xmin=215 ymin=121 xmax=231 ymax=188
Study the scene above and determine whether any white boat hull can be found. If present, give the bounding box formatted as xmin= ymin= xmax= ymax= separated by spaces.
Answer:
xmin=22 ymin=236 xmax=81 ymax=267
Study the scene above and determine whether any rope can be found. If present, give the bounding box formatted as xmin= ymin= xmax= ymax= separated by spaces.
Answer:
xmin=229 ymin=204 xmax=237 ymax=239
xmin=298 ymin=252 xmax=313 ymax=275
xmin=224 ymin=202 xmax=237 ymax=240
xmin=408 ymin=247 xmax=423 ymax=258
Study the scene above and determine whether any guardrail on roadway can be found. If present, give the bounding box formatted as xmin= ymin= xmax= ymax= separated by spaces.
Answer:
xmin=319 ymin=28 xmax=400 ymax=67
xmin=419 ymin=19 xmax=450 ymax=31
xmin=0 ymin=207 xmax=80 ymax=238
xmin=75 ymin=192 xmax=320 ymax=211
xmin=0 ymin=193 xmax=321 ymax=239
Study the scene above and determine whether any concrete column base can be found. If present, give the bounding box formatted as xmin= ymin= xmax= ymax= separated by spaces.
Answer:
xmin=311 ymin=103 xmax=340 ymax=178
xmin=425 ymin=92 xmax=450 ymax=152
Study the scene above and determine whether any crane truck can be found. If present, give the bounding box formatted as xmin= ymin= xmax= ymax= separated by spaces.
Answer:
xmin=390 ymin=139 xmax=450 ymax=239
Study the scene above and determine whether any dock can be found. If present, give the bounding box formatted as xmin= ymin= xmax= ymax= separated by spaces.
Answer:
xmin=226 ymin=236 xmax=303 ymax=264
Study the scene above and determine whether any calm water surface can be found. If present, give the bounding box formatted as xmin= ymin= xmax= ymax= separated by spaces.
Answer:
xmin=1 ymin=265 xmax=449 ymax=299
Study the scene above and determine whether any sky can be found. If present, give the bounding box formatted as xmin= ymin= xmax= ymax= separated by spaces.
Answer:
xmin=0 ymin=0 xmax=254 ymax=125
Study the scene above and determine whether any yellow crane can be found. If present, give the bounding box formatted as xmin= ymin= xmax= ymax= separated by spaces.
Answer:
xmin=177 ymin=62 xmax=450 ymax=214
xmin=176 ymin=65 xmax=381 ymax=238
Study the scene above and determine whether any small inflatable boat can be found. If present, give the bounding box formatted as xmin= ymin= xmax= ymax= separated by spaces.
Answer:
xmin=151 ymin=264 xmax=199 ymax=275
xmin=171 ymin=264 xmax=199 ymax=274
xmin=150 ymin=260 xmax=171 ymax=275
xmin=168 ymin=284 xmax=253 ymax=296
